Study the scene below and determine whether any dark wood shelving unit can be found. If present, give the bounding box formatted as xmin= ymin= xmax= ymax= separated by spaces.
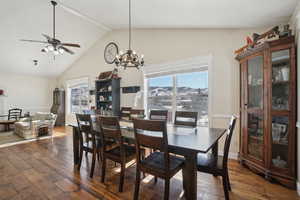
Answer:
xmin=95 ymin=78 xmax=120 ymax=116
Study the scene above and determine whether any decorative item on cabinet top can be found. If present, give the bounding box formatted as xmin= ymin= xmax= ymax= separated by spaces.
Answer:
xmin=234 ymin=25 xmax=292 ymax=55
xmin=98 ymin=71 xmax=119 ymax=80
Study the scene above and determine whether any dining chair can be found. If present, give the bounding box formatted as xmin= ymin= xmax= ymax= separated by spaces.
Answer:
xmin=8 ymin=108 xmax=22 ymax=120
xmin=99 ymin=116 xmax=139 ymax=192
xmin=120 ymin=107 xmax=132 ymax=120
xmin=130 ymin=109 xmax=145 ymax=120
xmin=174 ymin=111 xmax=198 ymax=127
xmin=149 ymin=110 xmax=168 ymax=121
xmin=133 ymin=119 xmax=185 ymax=200
xmin=76 ymin=114 xmax=101 ymax=178
xmin=196 ymin=115 xmax=237 ymax=200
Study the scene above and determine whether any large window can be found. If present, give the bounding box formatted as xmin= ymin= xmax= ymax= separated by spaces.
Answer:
xmin=147 ymin=71 xmax=208 ymax=126
xmin=67 ymin=78 xmax=90 ymax=114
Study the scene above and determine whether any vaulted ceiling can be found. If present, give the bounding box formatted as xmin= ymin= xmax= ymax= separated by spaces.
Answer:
xmin=0 ymin=0 xmax=298 ymax=77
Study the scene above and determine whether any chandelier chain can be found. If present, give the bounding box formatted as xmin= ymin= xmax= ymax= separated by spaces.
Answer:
xmin=129 ymin=0 xmax=131 ymax=50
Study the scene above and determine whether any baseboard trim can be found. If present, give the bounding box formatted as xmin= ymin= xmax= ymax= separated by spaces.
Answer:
xmin=297 ymin=181 xmax=300 ymax=196
xmin=0 ymin=134 xmax=64 ymax=149
xmin=218 ymin=151 xmax=238 ymax=160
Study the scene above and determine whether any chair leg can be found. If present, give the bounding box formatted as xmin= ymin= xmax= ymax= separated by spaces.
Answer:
xmin=154 ymin=176 xmax=158 ymax=183
xmin=97 ymin=151 xmax=103 ymax=162
xmin=119 ymin=163 xmax=125 ymax=192
xmin=101 ymin=158 xmax=106 ymax=183
xmin=134 ymin=169 xmax=141 ymax=200
xmin=164 ymin=179 xmax=170 ymax=200
xmin=222 ymin=175 xmax=230 ymax=200
xmin=90 ymin=150 xmax=96 ymax=178
xmin=141 ymin=150 xmax=146 ymax=178
xmin=226 ymin=171 xmax=231 ymax=191
xmin=78 ymin=146 xmax=83 ymax=171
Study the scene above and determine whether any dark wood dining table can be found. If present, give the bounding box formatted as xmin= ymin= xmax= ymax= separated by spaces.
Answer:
xmin=68 ymin=119 xmax=226 ymax=200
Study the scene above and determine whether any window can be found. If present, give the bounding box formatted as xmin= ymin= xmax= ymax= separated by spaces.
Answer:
xmin=147 ymin=71 xmax=209 ymax=126
xmin=148 ymin=76 xmax=173 ymax=122
xmin=67 ymin=78 xmax=90 ymax=114
xmin=176 ymin=71 xmax=208 ymax=125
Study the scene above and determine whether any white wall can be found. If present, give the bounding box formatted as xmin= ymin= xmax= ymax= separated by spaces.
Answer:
xmin=0 ymin=72 xmax=56 ymax=115
xmin=57 ymin=28 xmax=268 ymax=156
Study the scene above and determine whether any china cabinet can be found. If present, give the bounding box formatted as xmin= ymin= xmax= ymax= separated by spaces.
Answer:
xmin=236 ymin=36 xmax=296 ymax=189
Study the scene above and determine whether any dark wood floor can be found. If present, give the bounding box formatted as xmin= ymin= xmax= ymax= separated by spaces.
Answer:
xmin=0 ymin=126 xmax=299 ymax=200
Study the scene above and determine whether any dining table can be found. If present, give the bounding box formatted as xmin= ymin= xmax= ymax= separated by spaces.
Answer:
xmin=68 ymin=118 xmax=226 ymax=200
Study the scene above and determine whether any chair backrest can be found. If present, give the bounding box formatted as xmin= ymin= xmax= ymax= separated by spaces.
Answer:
xmin=98 ymin=116 xmax=123 ymax=151
xmin=8 ymin=108 xmax=22 ymax=120
xmin=120 ymin=107 xmax=132 ymax=119
xmin=130 ymin=109 xmax=145 ymax=120
xmin=174 ymin=111 xmax=198 ymax=127
xmin=149 ymin=110 xmax=168 ymax=121
xmin=222 ymin=115 xmax=237 ymax=169
xmin=133 ymin=119 xmax=170 ymax=171
xmin=76 ymin=114 xmax=95 ymax=142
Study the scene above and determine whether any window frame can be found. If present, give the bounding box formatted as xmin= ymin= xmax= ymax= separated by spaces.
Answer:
xmin=143 ymin=56 xmax=213 ymax=126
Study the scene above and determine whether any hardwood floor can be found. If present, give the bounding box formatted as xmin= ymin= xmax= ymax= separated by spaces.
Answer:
xmin=0 ymin=126 xmax=299 ymax=200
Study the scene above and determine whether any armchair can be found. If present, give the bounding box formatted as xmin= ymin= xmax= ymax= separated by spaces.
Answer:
xmin=14 ymin=112 xmax=57 ymax=139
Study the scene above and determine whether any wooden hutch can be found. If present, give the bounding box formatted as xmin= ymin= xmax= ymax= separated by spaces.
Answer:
xmin=236 ymin=36 xmax=296 ymax=188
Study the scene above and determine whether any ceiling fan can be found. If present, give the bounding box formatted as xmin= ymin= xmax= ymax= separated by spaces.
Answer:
xmin=20 ymin=1 xmax=80 ymax=55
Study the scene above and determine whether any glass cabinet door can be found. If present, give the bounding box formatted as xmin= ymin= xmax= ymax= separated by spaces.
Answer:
xmin=271 ymin=49 xmax=291 ymax=169
xmin=271 ymin=116 xmax=289 ymax=169
xmin=272 ymin=50 xmax=290 ymax=110
xmin=246 ymin=55 xmax=264 ymax=161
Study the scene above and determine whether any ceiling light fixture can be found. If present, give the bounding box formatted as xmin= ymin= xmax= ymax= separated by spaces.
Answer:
xmin=115 ymin=0 xmax=144 ymax=69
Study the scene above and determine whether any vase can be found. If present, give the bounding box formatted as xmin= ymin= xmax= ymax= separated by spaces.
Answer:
xmin=281 ymin=67 xmax=289 ymax=81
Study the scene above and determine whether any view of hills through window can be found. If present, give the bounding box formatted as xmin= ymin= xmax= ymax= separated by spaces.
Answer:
xmin=148 ymin=71 xmax=208 ymax=126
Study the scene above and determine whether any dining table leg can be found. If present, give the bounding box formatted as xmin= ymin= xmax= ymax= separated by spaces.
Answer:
xmin=182 ymin=152 xmax=198 ymax=200
xmin=72 ymin=127 xmax=80 ymax=166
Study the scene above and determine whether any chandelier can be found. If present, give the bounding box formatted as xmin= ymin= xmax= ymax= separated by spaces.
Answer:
xmin=115 ymin=0 xmax=144 ymax=69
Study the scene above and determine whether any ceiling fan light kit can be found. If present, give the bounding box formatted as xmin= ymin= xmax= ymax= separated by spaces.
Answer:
xmin=20 ymin=1 xmax=81 ymax=56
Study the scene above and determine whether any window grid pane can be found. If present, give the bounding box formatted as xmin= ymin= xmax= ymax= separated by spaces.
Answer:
xmin=147 ymin=71 xmax=208 ymax=126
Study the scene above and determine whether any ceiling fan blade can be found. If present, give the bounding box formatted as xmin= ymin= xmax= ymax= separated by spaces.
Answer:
xmin=60 ymin=46 xmax=74 ymax=55
xmin=42 ymin=34 xmax=53 ymax=41
xmin=61 ymin=43 xmax=81 ymax=48
xmin=20 ymin=39 xmax=48 ymax=44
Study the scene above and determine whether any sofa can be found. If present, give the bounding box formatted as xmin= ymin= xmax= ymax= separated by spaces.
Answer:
xmin=14 ymin=112 xmax=57 ymax=139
